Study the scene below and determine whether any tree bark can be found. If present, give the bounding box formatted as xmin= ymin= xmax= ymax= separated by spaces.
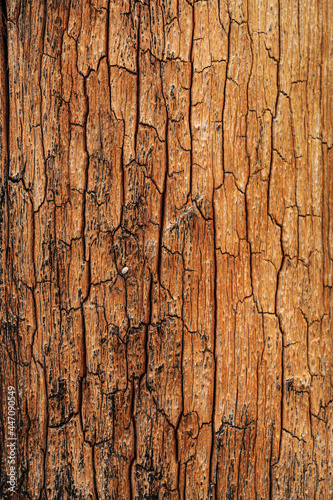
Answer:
xmin=1 ymin=0 xmax=333 ymax=498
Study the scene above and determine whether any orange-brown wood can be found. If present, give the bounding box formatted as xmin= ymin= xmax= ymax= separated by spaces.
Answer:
xmin=1 ymin=1 xmax=333 ymax=498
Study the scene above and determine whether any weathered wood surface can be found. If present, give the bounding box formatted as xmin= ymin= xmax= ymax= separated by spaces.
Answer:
xmin=0 ymin=0 xmax=333 ymax=498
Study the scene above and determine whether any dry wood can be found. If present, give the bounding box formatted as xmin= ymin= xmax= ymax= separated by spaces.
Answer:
xmin=0 ymin=0 xmax=333 ymax=498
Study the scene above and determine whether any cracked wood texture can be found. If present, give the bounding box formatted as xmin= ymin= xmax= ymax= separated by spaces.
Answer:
xmin=0 ymin=0 xmax=333 ymax=499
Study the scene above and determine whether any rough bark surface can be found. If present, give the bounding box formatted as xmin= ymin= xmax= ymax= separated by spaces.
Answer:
xmin=1 ymin=0 xmax=333 ymax=499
